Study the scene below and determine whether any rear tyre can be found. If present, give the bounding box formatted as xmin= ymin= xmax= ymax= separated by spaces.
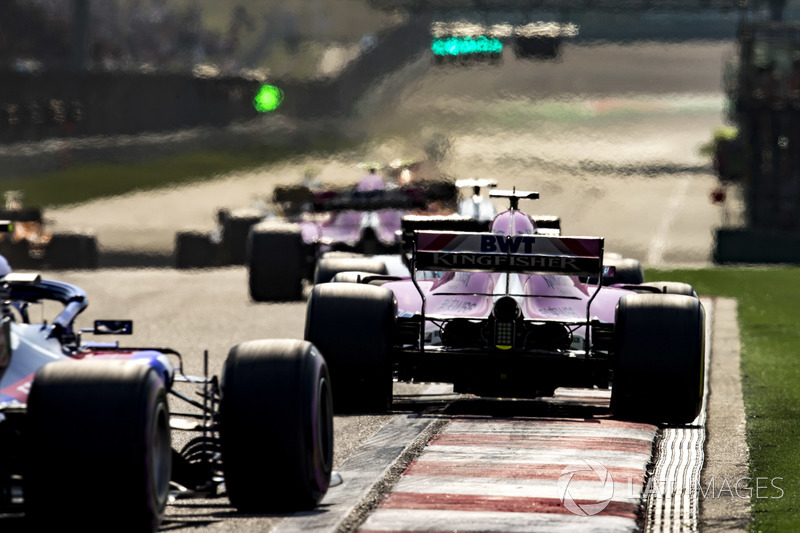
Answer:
xmin=25 ymin=360 xmax=170 ymax=533
xmin=175 ymin=231 xmax=217 ymax=269
xmin=46 ymin=233 xmax=99 ymax=269
xmin=305 ymin=283 xmax=395 ymax=413
xmin=531 ymin=216 xmax=561 ymax=233
xmin=313 ymin=256 xmax=388 ymax=285
xmin=0 ymin=240 xmax=35 ymax=269
xmin=220 ymin=339 xmax=332 ymax=512
xmin=639 ymin=281 xmax=698 ymax=298
xmin=331 ymin=270 xmax=396 ymax=286
xmin=611 ymin=294 xmax=705 ymax=424
xmin=247 ymin=222 xmax=305 ymax=301
xmin=220 ymin=212 xmax=263 ymax=265
xmin=603 ymin=257 xmax=644 ymax=286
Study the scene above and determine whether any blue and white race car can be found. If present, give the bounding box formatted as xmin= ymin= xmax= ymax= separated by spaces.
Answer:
xmin=0 ymin=272 xmax=332 ymax=531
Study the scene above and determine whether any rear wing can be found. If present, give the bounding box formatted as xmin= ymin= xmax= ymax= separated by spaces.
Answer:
xmin=456 ymin=178 xmax=498 ymax=190
xmin=271 ymin=185 xmax=427 ymax=213
xmin=311 ymin=188 xmax=428 ymax=212
xmin=412 ymin=230 xmax=604 ymax=277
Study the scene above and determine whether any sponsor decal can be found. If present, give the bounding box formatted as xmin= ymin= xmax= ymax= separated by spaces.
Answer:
xmin=424 ymin=252 xmax=585 ymax=271
xmin=436 ymin=298 xmax=479 ymax=313
xmin=543 ymin=275 xmax=573 ymax=289
xmin=480 ymin=235 xmax=537 ymax=253
xmin=537 ymin=305 xmax=579 ymax=318
xmin=0 ymin=375 xmax=34 ymax=402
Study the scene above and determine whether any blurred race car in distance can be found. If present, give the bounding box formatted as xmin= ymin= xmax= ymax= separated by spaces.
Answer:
xmin=0 ymin=272 xmax=333 ymax=531
xmin=173 ymin=164 xmax=457 ymax=275
xmin=174 ymin=205 xmax=264 ymax=269
xmin=0 ymin=191 xmax=98 ymax=270
xmin=304 ymin=189 xmax=704 ymax=424
xmin=456 ymin=178 xmax=498 ymax=221
xmin=246 ymin=175 xmax=458 ymax=301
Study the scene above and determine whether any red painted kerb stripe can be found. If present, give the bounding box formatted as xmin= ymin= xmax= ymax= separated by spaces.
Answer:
xmin=379 ymin=492 xmax=639 ymax=519
xmin=404 ymin=461 xmax=646 ymax=484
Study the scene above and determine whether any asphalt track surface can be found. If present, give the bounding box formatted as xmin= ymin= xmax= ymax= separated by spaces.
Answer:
xmin=2 ymin=40 xmax=747 ymax=532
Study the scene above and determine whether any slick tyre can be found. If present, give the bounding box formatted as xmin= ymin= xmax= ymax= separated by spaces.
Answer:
xmin=331 ymin=270 xmax=394 ymax=286
xmin=603 ymin=257 xmax=644 ymax=286
xmin=305 ymin=283 xmax=395 ymax=413
xmin=639 ymin=281 xmax=698 ymax=298
xmin=46 ymin=233 xmax=99 ymax=269
xmin=175 ymin=231 xmax=216 ymax=269
xmin=611 ymin=294 xmax=705 ymax=425
xmin=313 ymin=256 xmax=388 ymax=285
xmin=220 ymin=339 xmax=333 ymax=512
xmin=221 ymin=212 xmax=263 ymax=265
xmin=25 ymin=360 xmax=171 ymax=533
xmin=531 ymin=216 xmax=561 ymax=232
xmin=247 ymin=222 xmax=305 ymax=301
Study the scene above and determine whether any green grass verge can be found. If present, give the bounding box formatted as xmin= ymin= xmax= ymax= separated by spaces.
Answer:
xmin=6 ymin=138 xmax=356 ymax=209
xmin=648 ymin=266 xmax=800 ymax=532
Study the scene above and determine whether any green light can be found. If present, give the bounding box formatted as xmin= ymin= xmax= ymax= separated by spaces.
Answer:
xmin=431 ymin=36 xmax=503 ymax=57
xmin=254 ymin=85 xmax=284 ymax=113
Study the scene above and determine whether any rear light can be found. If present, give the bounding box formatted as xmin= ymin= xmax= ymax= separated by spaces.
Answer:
xmin=493 ymin=297 xmax=520 ymax=350
xmin=495 ymin=320 xmax=515 ymax=350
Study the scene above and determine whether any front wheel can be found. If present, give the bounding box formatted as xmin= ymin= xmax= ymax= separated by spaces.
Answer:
xmin=25 ymin=360 xmax=171 ymax=532
xmin=220 ymin=339 xmax=333 ymax=512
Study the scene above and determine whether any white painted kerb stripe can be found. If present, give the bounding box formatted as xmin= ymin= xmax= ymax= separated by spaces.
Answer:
xmin=419 ymin=446 xmax=652 ymax=468
xmin=359 ymin=509 xmax=639 ymax=533
xmin=392 ymin=476 xmax=645 ymax=502
xmin=443 ymin=422 xmax=657 ymax=441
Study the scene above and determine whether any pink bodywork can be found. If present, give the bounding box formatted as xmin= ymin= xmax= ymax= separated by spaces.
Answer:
xmin=299 ymin=176 xmax=406 ymax=248
xmin=386 ymin=207 xmax=632 ymax=327
xmin=300 ymin=210 xmax=402 ymax=247
xmin=388 ymin=272 xmax=630 ymax=322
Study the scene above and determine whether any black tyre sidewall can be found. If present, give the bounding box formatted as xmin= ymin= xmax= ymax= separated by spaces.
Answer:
xmin=175 ymin=231 xmax=216 ymax=269
xmin=611 ymin=294 xmax=705 ymax=424
xmin=640 ymin=281 xmax=698 ymax=298
xmin=46 ymin=233 xmax=99 ymax=270
xmin=247 ymin=225 xmax=305 ymax=301
xmin=221 ymin=215 xmax=262 ymax=265
xmin=305 ymin=283 xmax=395 ymax=413
xmin=220 ymin=339 xmax=332 ymax=512
xmin=313 ymin=256 xmax=388 ymax=285
xmin=603 ymin=257 xmax=645 ymax=286
xmin=25 ymin=360 xmax=170 ymax=532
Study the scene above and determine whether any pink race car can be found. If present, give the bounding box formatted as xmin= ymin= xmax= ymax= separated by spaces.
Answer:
xmin=304 ymin=189 xmax=705 ymax=424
